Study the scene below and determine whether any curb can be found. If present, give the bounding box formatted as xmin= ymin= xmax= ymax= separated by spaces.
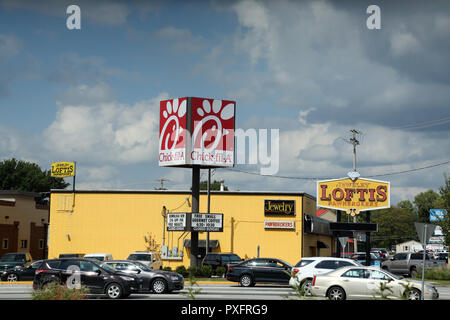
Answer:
xmin=0 ymin=281 xmax=233 ymax=285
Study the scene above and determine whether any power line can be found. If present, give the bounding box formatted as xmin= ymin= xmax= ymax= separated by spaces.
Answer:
xmin=391 ymin=117 xmax=450 ymax=130
xmin=219 ymin=159 xmax=450 ymax=181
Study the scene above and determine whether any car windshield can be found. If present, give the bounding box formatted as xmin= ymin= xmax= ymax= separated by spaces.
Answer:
xmin=128 ymin=254 xmax=151 ymax=261
xmin=132 ymin=261 xmax=152 ymax=272
xmin=277 ymin=259 xmax=293 ymax=268
xmin=294 ymin=259 xmax=313 ymax=267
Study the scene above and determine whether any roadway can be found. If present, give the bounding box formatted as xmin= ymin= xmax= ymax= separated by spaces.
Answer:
xmin=1 ymin=282 xmax=450 ymax=300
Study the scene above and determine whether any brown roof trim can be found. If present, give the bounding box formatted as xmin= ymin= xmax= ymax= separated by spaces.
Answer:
xmin=0 ymin=200 xmax=15 ymax=207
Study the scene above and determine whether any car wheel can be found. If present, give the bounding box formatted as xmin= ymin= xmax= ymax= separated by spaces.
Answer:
xmin=152 ymin=278 xmax=168 ymax=294
xmin=410 ymin=267 xmax=417 ymax=278
xmin=301 ymin=279 xmax=313 ymax=295
xmin=407 ymin=288 xmax=421 ymax=300
xmin=239 ymin=274 xmax=254 ymax=287
xmin=106 ymin=283 xmax=123 ymax=299
xmin=7 ymin=273 xmax=18 ymax=282
xmin=327 ymin=286 xmax=346 ymax=301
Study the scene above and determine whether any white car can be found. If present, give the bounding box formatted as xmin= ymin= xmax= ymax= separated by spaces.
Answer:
xmin=127 ymin=251 xmax=163 ymax=270
xmin=289 ymin=257 xmax=361 ymax=292
xmin=310 ymin=266 xmax=439 ymax=300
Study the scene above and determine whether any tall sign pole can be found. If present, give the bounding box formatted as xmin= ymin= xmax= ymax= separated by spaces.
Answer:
xmin=159 ymin=97 xmax=235 ymax=268
xmin=206 ymin=168 xmax=211 ymax=255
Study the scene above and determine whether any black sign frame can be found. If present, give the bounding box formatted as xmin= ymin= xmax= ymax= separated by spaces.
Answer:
xmin=264 ymin=199 xmax=296 ymax=216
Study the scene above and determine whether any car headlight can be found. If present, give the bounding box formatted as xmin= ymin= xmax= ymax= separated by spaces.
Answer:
xmin=168 ymin=275 xmax=180 ymax=281
xmin=120 ymin=276 xmax=135 ymax=281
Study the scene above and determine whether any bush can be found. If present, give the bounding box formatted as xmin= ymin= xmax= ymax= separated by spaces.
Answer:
xmin=32 ymin=282 xmax=89 ymax=300
xmin=215 ymin=266 xmax=226 ymax=277
xmin=188 ymin=266 xmax=202 ymax=277
xmin=417 ymin=266 xmax=450 ymax=280
xmin=201 ymin=265 xmax=212 ymax=278
xmin=162 ymin=266 xmax=172 ymax=272
xmin=175 ymin=265 xmax=189 ymax=278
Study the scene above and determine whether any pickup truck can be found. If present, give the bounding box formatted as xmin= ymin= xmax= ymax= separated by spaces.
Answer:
xmin=381 ymin=252 xmax=446 ymax=277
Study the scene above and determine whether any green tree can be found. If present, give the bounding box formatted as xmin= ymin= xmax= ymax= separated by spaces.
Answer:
xmin=0 ymin=158 xmax=69 ymax=193
xmin=432 ymin=174 xmax=450 ymax=246
xmin=371 ymin=205 xmax=419 ymax=249
xmin=198 ymin=180 xmax=228 ymax=191
xmin=414 ymin=190 xmax=440 ymax=223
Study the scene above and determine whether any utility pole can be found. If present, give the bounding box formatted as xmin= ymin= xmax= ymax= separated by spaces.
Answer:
xmin=156 ymin=178 xmax=170 ymax=190
xmin=349 ymin=129 xmax=361 ymax=254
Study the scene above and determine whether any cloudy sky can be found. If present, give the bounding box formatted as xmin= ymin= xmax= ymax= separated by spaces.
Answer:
xmin=0 ymin=0 xmax=449 ymax=205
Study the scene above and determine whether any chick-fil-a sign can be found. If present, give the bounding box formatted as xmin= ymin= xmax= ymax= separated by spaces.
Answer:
xmin=159 ymin=97 xmax=235 ymax=167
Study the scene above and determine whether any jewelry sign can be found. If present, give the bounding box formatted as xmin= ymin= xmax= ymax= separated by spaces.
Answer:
xmin=166 ymin=213 xmax=223 ymax=232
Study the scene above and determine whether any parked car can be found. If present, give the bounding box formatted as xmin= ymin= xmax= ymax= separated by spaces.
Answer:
xmin=435 ymin=253 xmax=448 ymax=263
xmin=83 ymin=253 xmax=113 ymax=261
xmin=33 ymin=258 xmax=142 ymax=299
xmin=351 ymin=252 xmax=382 ymax=267
xmin=371 ymin=248 xmax=389 ymax=259
xmin=310 ymin=266 xmax=439 ymax=300
xmin=381 ymin=252 xmax=446 ymax=277
xmin=1 ymin=260 xmax=43 ymax=282
xmin=289 ymin=257 xmax=361 ymax=293
xmin=103 ymin=260 xmax=184 ymax=294
xmin=202 ymin=253 xmax=243 ymax=272
xmin=0 ymin=252 xmax=33 ymax=272
xmin=126 ymin=251 xmax=162 ymax=270
xmin=58 ymin=253 xmax=85 ymax=258
xmin=226 ymin=258 xmax=292 ymax=287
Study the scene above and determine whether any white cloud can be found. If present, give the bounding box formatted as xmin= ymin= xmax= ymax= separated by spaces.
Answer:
xmin=0 ymin=34 xmax=22 ymax=58
xmin=390 ymin=31 xmax=421 ymax=56
xmin=43 ymin=90 xmax=168 ymax=164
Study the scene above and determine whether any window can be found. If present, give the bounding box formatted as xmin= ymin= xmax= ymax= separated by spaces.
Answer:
xmin=2 ymin=239 xmax=8 ymax=249
xmin=30 ymin=261 xmax=43 ymax=269
xmin=128 ymin=254 xmax=152 ymax=261
xmin=39 ymin=239 xmax=44 ymax=250
xmin=393 ymin=253 xmax=407 ymax=260
xmin=294 ymin=259 xmax=314 ymax=268
xmin=20 ymin=240 xmax=28 ymax=249
xmin=248 ymin=259 xmax=267 ymax=267
xmin=80 ymin=261 xmax=99 ymax=272
xmin=229 ymin=254 xmax=242 ymax=262
xmin=46 ymin=260 xmax=61 ymax=269
xmin=342 ymin=269 xmax=369 ymax=278
xmin=60 ymin=260 xmax=80 ymax=270
xmin=370 ymin=270 xmax=389 ymax=280
xmin=315 ymin=260 xmax=340 ymax=269
xmin=222 ymin=255 xmax=230 ymax=263
xmin=411 ymin=253 xmax=429 ymax=260
xmin=337 ymin=261 xmax=355 ymax=268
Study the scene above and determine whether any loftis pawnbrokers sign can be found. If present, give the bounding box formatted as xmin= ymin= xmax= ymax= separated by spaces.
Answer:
xmin=317 ymin=177 xmax=390 ymax=213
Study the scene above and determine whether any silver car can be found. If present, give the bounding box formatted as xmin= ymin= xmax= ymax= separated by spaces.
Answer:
xmin=310 ymin=266 xmax=439 ymax=300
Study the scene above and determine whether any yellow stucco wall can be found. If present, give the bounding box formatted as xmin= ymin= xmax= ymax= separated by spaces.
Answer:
xmin=49 ymin=191 xmax=319 ymax=267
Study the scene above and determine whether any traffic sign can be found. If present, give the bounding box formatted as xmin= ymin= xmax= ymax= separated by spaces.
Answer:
xmin=430 ymin=209 xmax=446 ymax=222
xmin=414 ymin=222 xmax=436 ymax=244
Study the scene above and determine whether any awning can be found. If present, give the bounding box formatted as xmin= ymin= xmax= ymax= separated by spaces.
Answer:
xmin=317 ymin=241 xmax=329 ymax=249
xmin=183 ymin=239 xmax=219 ymax=248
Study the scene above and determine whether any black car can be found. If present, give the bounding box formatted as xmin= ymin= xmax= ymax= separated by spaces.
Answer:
xmin=0 ymin=252 xmax=33 ymax=272
xmin=226 ymin=258 xmax=292 ymax=287
xmin=202 ymin=253 xmax=243 ymax=272
xmin=1 ymin=260 xmax=43 ymax=282
xmin=104 ymin=260 xmax=184 ymax=294
xmin=33 ymin=258 xmax=141 ymax=299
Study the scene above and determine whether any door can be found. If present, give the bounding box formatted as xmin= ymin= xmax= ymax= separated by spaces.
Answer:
xmin=267 ymin=260 xmax=291 ymax=284
xmin=367 ymin=269 xmax=393 ymax=299
xmin=314 ymin=260 xmax=340 ymax=275
xmin=248 ymin=259 xmax=271 ymax=282
xmin=80 ymin=260 xmax=104 ymax=293
xmin=22 ymin=261 xmax=43 ymax=280
xmin=390 ymin=253 xmax=407 ymax=273
xmin=340 ymin=268 xmax=370 ymax=298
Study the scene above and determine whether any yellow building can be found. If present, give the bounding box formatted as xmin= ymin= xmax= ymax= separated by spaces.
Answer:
xmin=48 ymin=190 xmax=336 ymax=267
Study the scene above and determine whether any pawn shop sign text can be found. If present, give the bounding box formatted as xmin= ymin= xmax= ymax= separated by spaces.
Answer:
xmin=317 ymin=177 xmax=390 ymax=212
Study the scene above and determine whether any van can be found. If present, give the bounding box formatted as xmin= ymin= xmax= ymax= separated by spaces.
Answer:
xmin=83 ymin=253 xmax=113 ymax=261
xmin=126 ymin=251 xmax=162 ymax=270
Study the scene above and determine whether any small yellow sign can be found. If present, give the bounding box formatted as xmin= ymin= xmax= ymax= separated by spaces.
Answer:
xmin=51 ymin=162 xmax=76 ymax=178
xmin=317 ymin=177 xmax=390 ymax=213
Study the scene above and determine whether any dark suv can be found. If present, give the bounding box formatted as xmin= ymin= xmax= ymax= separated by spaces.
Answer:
xmin=33 ymin=258 xmax=142 ymax=299
xmin=202 ymin=253 xmax=243 ymax=272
